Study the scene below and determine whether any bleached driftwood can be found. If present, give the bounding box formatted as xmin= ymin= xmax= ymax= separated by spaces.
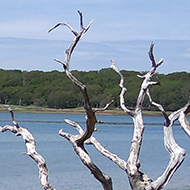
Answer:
xmin=111 ymin=43 xmax=190 ymax=190
xmin=49 ymin=11 xmax=113 ymax=190
xmin=0 ymin=106 xmax=55 ymax=190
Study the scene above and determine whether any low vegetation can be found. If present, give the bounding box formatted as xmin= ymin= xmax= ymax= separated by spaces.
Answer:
xmin=0 ymin=68 xmax=189 ymax=111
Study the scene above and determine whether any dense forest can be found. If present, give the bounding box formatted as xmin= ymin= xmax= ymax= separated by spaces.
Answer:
xmin=0 ymin=68 xmax=189 ymax=111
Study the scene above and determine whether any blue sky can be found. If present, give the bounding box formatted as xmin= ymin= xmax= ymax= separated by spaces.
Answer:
xmin=0 ymin=0 xmax=190 ymax=73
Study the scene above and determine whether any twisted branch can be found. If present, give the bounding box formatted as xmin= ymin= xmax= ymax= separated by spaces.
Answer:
xmin=59 ymin=125 xmax=113 ymax=190
xmin=65 ymin=119 xmax=127 ymax=171
xmin=111 ymin=42 xmax=190 ymax=190
xmin=146 ymin=88 xmax=188 ymax=189
xmin=110 ymin=60 xmax=134 ymax=117
xmin=49 ymin=11 xmax=95 ymax=147
xmin=49 ymin=11 xmax=113 ymax=190
xmin=111 ymin=43 xmax=164 ymax=189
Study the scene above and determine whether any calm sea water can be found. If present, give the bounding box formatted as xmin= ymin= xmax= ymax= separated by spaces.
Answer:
xmin=0 ymin=112 xmax=190 ymax=190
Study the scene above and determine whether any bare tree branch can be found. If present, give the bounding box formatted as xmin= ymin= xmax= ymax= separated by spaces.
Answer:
xmin=65 ymin=119 xmax=127 ymax=171
xmin=145 ymin=88 xmax=188 ymax=189
xmin=110 ymin=60 xmax=134 ymax=117
xmin=146 ymin=89 xmax=170 ymax=125
xmin=180 ymin=112 xmax=190 ymax=136
xmin=49 ymin=11 xmax=92 ymax=71
xmin=150 ymin=104 xmax=188 ymax=190
xmin=78 ymin=10 xmax=84 ymax=30
xmin=49 ymin=11 xmax=94 ymax=147
xmin=111 ymin=43 xmax=165 ymax=189
xmin=65 ymin=119 xmax=84 ymax=135
xmin=50 ymin=11 xmax=113 ymax=190
xmin=94 ymin=100 xmax=114 ymax=112
xmin=49 ymin=11 xmax=188 ymax=190
xmin=177 ymin=102 xmax=190 ymax=136
xmin=148 ymin=42 xmax=164 ymax=68
xmin=111 ymin=42 xmax=190 ymax=190
xmin=4 ymin=105 xmax=19 ymax=128
xmin=59 ymin=129 xmax=113 ymax=190
xmin=0 ymin=107 xmax=55 ymax=190
xmin=48 ymin=23 xmax=78 ymax=36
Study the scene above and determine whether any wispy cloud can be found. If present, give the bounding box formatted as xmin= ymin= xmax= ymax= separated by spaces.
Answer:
xmin=0 ymin=1 xmax=190 ymax=73
xmin=1 ymin=1 xmax=190 ymax=41
xmin=183 ymin=48 xmax=190 ymax=58
xmin=0 ymin=38 xmax=189 ymax=74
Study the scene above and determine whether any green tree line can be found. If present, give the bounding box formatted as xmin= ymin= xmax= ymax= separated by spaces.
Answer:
xmin=0 ymin=68 xmax=189 ymax=111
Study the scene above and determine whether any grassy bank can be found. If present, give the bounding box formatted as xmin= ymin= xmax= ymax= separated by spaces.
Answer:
xmin=0 ymin=104 xmax=165 ymax=116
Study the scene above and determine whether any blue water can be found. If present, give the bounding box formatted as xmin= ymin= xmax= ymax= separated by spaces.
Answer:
xmin=0 ymin=112 xmax=190 ymax=190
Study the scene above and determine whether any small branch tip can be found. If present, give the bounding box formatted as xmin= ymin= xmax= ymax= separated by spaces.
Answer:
xmin=78 ymin=10 xmax=82 ymax=15
xmin=4 ymin=105 xmax=11 ymax=111
xmin=59 ymin=129 xmax=63 ymax=135
xmin=137 ymin=74 xmax=145 ymax=79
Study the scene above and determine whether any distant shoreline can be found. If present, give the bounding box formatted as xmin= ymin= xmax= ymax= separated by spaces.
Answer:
xmin=0 ymin=105 xmax=164 ymax=116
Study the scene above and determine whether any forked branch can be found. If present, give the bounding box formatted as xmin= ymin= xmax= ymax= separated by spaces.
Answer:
xmin=49 ymin=11 xmax=94 ymax=147
xmin=50 ymin=11 xmax=113 ymax=190
xmin=48 ymin=10 xmax=92 ymax=70
xmin=136 ymin=43 xmax=163 ymax=109
xmin=148 ymin=42 xmax=163 ymax=68
xmin=59 ymin=128 xmax=113 ymax=190
xmin=146 ymin=89 xmax=188 ymax=189
xmin=111 ymin=44 xmax=164 ymax=189
xmin=111 ymin=43 xmax=190 ymax=190
xmin=65 ymin=119 xmax=127 ymax=171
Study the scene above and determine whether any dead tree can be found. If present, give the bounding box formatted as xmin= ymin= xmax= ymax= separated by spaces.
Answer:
xmin=48 ymin=11 xmax=190 ymax=190
xmin=111 ymin=44 xmax=190 ymax=190
xmin=0 ymin=106 xmax=55 ymax=190
xmin=1 ymin=11 xmax=190 ymax=190
xmin=49 ymin=10 xmax=113 ymax=190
